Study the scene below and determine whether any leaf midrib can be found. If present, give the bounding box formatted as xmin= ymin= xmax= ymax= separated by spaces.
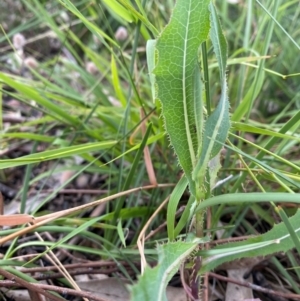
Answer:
xmin=183 ymin=0 xmax=196 ymax=166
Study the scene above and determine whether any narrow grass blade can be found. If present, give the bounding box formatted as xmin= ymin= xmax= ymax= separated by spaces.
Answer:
xmin=196 ymin=192 xmax=300 ymax=212
xmin=0 ymin=84 xmax=2 ymax=130
xmin=199 ymin=208 xmax=300 ymax=273
xmin=111 ymin=54 xmax=127 ymax=107
xmin=167 ymin=175 xmax=188 ymax=241
xmin=0 ymin=141 xmax=116 ymax=169
xmin=102 ymin=0 xmax=135 ymax=23
xmin=58 ymin=0 xmax=119 ymax=47
xmin=118 ymin=0 xmax=158 ymax=35
xmin=192 ymin=3 xmax=230 ymax=192
xmin=146 ymin=39 xmax=156 ymax=103
xmin=108 ymin=124 xmax=153 ymax=244
xmin=0 ymin=72 xmax=79 ymax=126
xmin=271 ymin=256 xmax=300 ymax=294
xmin=224 ymin=142 xmax=300 ymax=189
xmin=232 ymin=0 xmax=279 ymax=121
xmin=231 ymin=122 xmax=300 ymax=142
xmin=174 ymin=195 xmax=195 ymax=238
xmin=276 ymin=206 xmax=300 ymax=258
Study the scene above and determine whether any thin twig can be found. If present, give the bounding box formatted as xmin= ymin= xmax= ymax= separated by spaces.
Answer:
xmin=34 ymin=231 xmax=89 ymax=301
xmin=209 ymin=272 xmax=300 ymax=299
xmin=30 ymin=189 xmax=109 ymax=195
xmin=24 ymin=268 xmax=120 ymax=281
xmin=144 ymin=206 xmax=185 ymax=241
xmin=0 ymin=183 xmax=174 ymax=245
xmin=0 ymin=268 xmax=64 ymax=301
xmin=137 ymin=195 xmax=170 ymax=273
xmin=19 ymin=261 xmax=132 ymax=273
xmin=0 ymin=280 xmax=111 ymax=301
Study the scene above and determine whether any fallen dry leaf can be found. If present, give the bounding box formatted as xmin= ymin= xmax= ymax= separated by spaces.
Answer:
xmin=225 ymin=268 xmax=254 ymax=301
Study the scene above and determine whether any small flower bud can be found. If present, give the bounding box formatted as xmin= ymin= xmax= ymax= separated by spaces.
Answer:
xmin=86 ymin=61 xmax=98 ymax=75
xmin=13 ymin=33 xmax=26 ymax=50
xmin=115 ymin=26 xmax=128 ymax=42
xmin=24 ymin=57 xmax=39 ymax=69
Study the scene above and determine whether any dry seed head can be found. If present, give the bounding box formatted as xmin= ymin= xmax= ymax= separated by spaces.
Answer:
xmin=24 ymin=57 xmax=39 ymax=69
xmin=76 ymin=174 xmax=89 ymax=188
xmin=86 ymin=61 xmax=98 ymax=75
xmin=108 ymin=96 xmax=121 ymax=107
xmin=13 ymin=33 xmax=26 ymax=50
xmin=115 ymin=26 xmax=128 ymax=42
xmin=59 ymin=11 xmax=69 ymax=23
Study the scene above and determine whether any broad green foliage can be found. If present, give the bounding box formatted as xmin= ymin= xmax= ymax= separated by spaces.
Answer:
xmin=129 ymin=237 xmax=207 ymax=301
xmin=140 ymin=0 xmax=300 ymax=297
xmin=2 ymin=0 xmax=300 ymax=299
xmin=153 ymin=0 xmax=211 ymax=197
xmin=133 ymin=0 xmax=231 ymax=299
xmin=149 ymin=0 xmax=230 ymax=199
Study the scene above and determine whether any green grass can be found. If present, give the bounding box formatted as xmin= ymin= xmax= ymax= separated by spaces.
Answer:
xmin=0 ymin=0 xmax=300 ymax=300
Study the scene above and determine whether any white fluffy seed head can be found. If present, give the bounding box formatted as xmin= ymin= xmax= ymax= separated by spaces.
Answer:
xmin=85 ymin=61 xmax=98 ymax=75
xmin=13 ymin=33 xmax=26 ymax=50
xmin=24 ymin=57 xmax=39 ymax=69
xmin=115 ymin=26 xmax=128 ymax=42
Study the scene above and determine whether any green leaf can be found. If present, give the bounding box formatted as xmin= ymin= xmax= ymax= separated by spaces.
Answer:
xmin=153 ymin=0 xmax=210 ymax=196
xmin=111 ymin=54 xmax=127 ymax=107
xmin=222 ymin=142 xmax=300 ymax=189
xmin=0 ymin=141 xmax=116 ymax=169
xmin=0 ymin=72 xmax=79 ymax=126
xmin=199 ymin=208 xmax=300 ymax=273
xmin=115 ymin=0 xmax=158 ymax=36
xmin=231 ymin=121 xmax=300 ymax=142
xmin=117 ymin=220 xmax=127 ymax=247
xmin=192 ymin=3 xmax=230 ymax=192
xmin=196 ymin=192 xmax=300 ymax=213
xmin=0 ymin=133 xmax=55 ymax=143
xmin=58 ymin=0 xmax=119 ymax=47
xmin=209 ymin=3 xmax=227 ymax=80
xmin=102 ymin=0 xmax=135 ymax=23
xmin=167 ymin=176 xmax=188 ymax=241
xmin=174 ymin=195 xmax=195 ymax=238
xmin=129 ymin=238 xmax=205 ymax=301
xmin=231 ymin=70 xmax=265 ymax=122
xmin=146 ymin=39 xmax=156 ymax=103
